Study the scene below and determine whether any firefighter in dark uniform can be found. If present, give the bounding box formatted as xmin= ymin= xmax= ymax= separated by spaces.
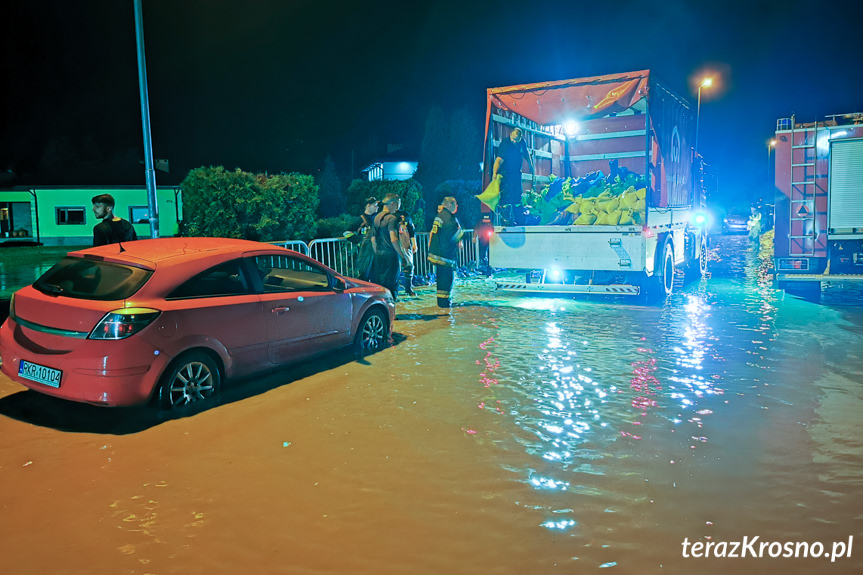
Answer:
xmin=427 ymin=196 xmax=464 ymax=308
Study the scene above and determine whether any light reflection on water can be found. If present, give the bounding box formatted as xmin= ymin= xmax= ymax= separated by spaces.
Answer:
xmin=444 ymin=234 xmax=863 ymax=570
xmin=2 ymin=235 xmax=862 ymax=574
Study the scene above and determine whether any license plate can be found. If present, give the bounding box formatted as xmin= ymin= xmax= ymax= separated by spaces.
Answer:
xmin=18 ymin=360 xmax=62 ymax=388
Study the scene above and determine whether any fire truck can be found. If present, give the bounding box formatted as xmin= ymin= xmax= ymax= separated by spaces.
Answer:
xmin=773 ymin=113 xmax=863 ymax=292
xmin=483 ymin=70 xmax=709 ymax=299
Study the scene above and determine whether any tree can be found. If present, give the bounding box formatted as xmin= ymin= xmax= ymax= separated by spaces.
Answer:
xmin=449 ymin=108 xmax=482 ymax=181
xmin=414 ymin=105 xmax=448 ymax=209
xmin=317 ymin=154 xmax=345 ymax=218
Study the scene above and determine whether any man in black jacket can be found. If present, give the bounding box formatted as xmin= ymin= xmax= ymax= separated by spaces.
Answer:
xmin=92 ymin=194 xmax=138 ymax=246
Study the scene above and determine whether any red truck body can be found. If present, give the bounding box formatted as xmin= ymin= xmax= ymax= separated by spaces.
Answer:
xmin=773 ymin=113 xmax=863 ymax=290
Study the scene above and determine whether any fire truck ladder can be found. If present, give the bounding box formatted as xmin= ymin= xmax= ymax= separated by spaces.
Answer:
xmin=787 ymin=116 xmax=817 ymax=257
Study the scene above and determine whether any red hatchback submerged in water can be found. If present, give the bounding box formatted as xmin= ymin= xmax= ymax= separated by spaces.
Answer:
xmin=0 ymin=238 xmax=394 ymax=409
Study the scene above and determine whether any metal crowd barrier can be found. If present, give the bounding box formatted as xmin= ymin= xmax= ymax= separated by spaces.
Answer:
xmin=309 ymin=238 xmax=357 ymax=278
xmin=271 ymin=230 xmax=477 ymax=280
xmin=267 ymin=240 xmax=310 ymax=255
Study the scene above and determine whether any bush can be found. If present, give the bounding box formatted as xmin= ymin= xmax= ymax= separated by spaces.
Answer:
xmin=344 ymin=178 xmax=426 ymax=231
xmin=180 ymin=167 xmax=319 ymax=242
xmin=316 ymin=214 xmax=358 ymax=239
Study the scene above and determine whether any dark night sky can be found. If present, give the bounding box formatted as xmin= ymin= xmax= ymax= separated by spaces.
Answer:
xmin=2 ymin=0 xmax=862 ymax=205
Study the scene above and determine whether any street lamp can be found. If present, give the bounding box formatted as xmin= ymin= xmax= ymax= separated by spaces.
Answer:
xmin=694 ymin=77 xmax=713 ymax=157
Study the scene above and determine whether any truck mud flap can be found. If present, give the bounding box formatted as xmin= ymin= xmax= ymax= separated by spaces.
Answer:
xmin=495 ymin=282 xmax=641 ymax=295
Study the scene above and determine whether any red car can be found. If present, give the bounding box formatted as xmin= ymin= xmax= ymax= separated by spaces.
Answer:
xmin=0 ymin=238 xmax=394 ymax=409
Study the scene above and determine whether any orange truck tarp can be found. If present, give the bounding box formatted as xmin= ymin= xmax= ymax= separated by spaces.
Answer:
xmin=483 ymin=70 xmax=696 ymax=209
xmin=486 ymin=70 xmax=650 ymax=126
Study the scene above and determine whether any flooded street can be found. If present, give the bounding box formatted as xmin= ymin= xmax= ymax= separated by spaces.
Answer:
xmin=1 ymin=235 xmax=862 ymax=574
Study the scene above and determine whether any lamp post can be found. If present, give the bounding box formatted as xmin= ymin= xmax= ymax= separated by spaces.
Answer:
xmin=694 ymin=77 xmax=713 ymax=158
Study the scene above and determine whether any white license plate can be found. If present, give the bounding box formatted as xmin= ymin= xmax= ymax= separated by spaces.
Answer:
xmin=18 ymin=360 xmax=62 ymax=388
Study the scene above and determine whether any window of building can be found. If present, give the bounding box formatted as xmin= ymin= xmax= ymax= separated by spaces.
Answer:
xmin=129 ymin=206 xmax=150 ymax=224
xmin=56 ymin=207 xmax=86 ymax=225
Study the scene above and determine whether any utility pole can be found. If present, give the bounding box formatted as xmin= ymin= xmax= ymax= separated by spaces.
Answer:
xmin=133 ymin=0 xmax=159 ymax=239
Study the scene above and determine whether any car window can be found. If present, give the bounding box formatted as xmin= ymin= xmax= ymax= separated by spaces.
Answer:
xmin=167 ymin=259 xmax=253 ymax=299
xmin=254 ymin=254 xmax=331 ymax=293
xmin=34 ymin=257 xmax=153 ymax=301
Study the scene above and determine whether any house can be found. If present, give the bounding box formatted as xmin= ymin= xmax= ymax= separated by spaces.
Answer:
xmin=0 ymin=185 xmax=182 ymax=246
xmin=360 ymin=144 xmax=418 ymax=181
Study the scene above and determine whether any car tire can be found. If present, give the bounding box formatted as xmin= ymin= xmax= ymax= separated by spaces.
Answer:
xmin=354 ymin=308 xmax=388 ymax=355
xmin=157 ymin=351 xmax=221 ymax=410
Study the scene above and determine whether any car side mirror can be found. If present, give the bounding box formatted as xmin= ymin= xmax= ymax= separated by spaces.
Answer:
xmin=333 ymin=277 xmax=347 ymax=292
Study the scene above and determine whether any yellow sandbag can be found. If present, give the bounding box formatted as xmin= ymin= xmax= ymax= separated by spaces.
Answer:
xmin=597 ymin=189 xmax=613 ymax=200
xmin=636 ymin=187 xmax=646 ymax=200
xmin=619 ymin=211 xmax=633 ymax=225
xmin=594 ymin=212 xmax=609 ymax=225
xmin=632 ymin=210 xmax=645 ymax=225
xmin=579 ymin=198 xmax=597 ymax=213
xmin=620 ymin=188 xmax=639 ymax=208
xmin=605 ymin=210 xmax=622 ymax=225
xmin=564 ymin=202 xmax=580 ymax=214
xmin=476 ymin=176 xmax=501 ymax=211
xmin=633 ymin=198 xmax=646 ymax=211
xmin=575 ymin=212 xmax=597 ymax=225
xmin=597 ymin=197 xmax=620 ymax=213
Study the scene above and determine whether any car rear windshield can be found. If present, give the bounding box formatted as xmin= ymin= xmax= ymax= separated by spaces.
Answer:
xmin=33 ymin=257 xmax=153 ymax=301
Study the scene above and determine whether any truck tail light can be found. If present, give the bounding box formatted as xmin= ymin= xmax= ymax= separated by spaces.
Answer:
xmin=89 ymin=308 xmax=161 ymax=340
xmin=642 ymin=226 xmax=655 ymax=239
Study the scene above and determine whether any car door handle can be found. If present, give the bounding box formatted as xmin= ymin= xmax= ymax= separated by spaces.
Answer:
xmin=271 ymin=306 xmax=290 ymax=314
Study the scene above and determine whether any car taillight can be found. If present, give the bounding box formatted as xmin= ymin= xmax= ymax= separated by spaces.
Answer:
xmin=89 ymin=308 xmax=161 ymax=340
xmin=642 ymin=226 xmax=655 ymax=238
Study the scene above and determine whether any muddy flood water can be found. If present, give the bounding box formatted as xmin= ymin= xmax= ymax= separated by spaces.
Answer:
xmin=1 ymin=235 xmax=861 ymax=575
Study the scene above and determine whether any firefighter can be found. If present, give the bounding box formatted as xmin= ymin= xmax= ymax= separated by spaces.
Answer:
xmin=427 ymin=197 xmax=464 ymax=308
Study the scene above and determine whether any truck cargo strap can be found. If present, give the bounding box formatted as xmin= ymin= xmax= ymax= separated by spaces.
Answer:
xmin=495 ymin=281 xmax=641 ymax=295
xmin=776 ymin=273 xmax=863 ymax=282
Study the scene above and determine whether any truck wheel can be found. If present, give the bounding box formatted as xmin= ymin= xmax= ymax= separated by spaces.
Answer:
xmin=647 ymin=240 xmax=674 ymax=299
xmin=685 ymin=236 xmax=708 ymax=280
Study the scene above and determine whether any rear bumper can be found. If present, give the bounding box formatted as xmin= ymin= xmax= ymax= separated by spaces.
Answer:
xmin=0 ymin=319 xmax=170 ymax=406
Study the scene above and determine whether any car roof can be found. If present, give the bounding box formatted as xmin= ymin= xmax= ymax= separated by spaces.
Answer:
xmin=68 ymin=237 xmax=291 ymax=269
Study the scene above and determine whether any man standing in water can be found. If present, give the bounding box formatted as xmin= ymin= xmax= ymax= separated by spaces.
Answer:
xmin=427 ymin=196 xmax=463 ymax=309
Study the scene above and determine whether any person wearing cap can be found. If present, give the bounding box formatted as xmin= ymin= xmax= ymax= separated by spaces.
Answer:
xmin=91 ymin=193 xmax=138 ymax=246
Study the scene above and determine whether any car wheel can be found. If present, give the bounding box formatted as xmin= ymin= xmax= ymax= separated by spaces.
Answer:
xmin=157 ymin=351 xmax=221 ymax=410
xmin=354 ymin=308 xmax=388 ymax=354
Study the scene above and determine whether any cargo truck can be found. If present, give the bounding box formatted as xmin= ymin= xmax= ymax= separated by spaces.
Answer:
xmin=483 ymin=70 xmax=708 ymax=298
xmin=772 ymin=113 xmax=863 ymax=292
